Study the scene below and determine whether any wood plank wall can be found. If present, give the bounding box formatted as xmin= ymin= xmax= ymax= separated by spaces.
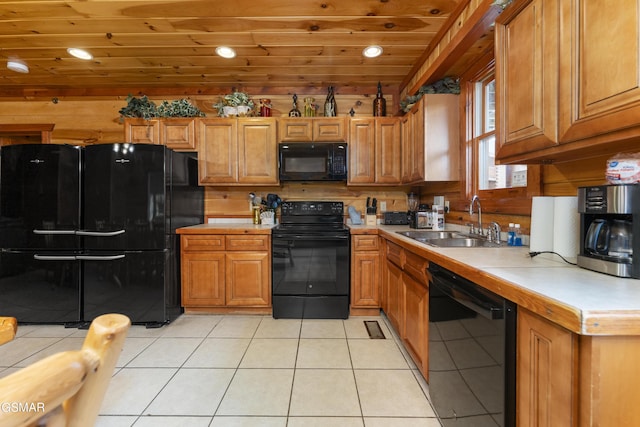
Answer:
xmin=205 ymin=184 xmax=411 ymax=221
xmin=0 ymin=93 xmax=393 ymax=146
xmin=0 ymin=95 xmax=618 ymax=230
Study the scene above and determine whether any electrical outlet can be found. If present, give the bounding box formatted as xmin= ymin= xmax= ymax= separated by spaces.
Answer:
xmin=444 ymin=200 xmax=450 ymax=212
xmin=380 ymin=201 xmax=387 ymax=212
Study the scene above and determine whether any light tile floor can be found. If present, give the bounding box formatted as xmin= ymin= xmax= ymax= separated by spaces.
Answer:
xmin=0 ymin=314 xmax=442 ymax=427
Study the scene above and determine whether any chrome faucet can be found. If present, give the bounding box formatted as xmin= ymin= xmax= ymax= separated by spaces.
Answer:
xmin=469 ymin=195 xmax=483 ymax=235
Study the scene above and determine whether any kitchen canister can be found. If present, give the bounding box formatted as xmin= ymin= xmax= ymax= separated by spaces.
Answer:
xmin=432 ymin=205 xmax=445 ymax=230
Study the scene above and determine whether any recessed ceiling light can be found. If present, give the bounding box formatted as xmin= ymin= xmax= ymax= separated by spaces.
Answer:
xmin=215 ymin=46 xmax=236 ymax=59
xmin=7 ymin=60 xmax=29 ymax=73
xmin=67 ymin=48 xmax=93 ymax=60
xmin=363 ymin=45 xmax=383 ymax=58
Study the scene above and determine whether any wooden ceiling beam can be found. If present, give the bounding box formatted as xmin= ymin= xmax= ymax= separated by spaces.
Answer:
xmin=401 ymin=0 xmax=502 ymax=95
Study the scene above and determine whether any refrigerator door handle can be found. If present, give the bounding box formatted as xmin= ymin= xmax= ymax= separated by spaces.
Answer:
xmin=34 ymin=254 xmax=78 ymax=261
xmin=33 ymin=229 xmax=77 ymax=235
xmin=76 ymin=254 xmax=126 ymax=261
xmin=76 ymin=230 xmax=126 ymax=237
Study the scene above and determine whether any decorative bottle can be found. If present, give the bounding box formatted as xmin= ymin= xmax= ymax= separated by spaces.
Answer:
xmin=373 ymin=82 xmax=386 ymax=116
xmin=259 ymin=99 xmax=272 ymax=117
xmin=288 ymin=94 xmax=301 ymax=117
xmin=324 ymin=86 xmax=337 ymax=117
xmin=304 ymin=97 xmax=316 ymax=117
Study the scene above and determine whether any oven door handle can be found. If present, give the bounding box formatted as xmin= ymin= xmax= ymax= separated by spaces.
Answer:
xmin=273 ymin=234 xmax=349 ymax=240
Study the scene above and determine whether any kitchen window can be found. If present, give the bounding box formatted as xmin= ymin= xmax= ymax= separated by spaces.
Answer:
xmin=474 ymin=73 xmax=527 ymax=190
xmin=464 ymin=52 xmax=540 ymax=214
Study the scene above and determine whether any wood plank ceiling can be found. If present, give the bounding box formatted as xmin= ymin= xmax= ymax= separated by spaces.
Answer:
xmin=0 ymin=0 xmax=488 ymax=95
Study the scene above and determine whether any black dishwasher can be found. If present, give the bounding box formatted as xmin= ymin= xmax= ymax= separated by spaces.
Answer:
xmin=428 ymin=263 xmax=516 ymax=427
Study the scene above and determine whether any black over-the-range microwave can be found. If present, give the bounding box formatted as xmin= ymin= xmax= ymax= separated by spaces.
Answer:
xmin=278 ymin=142 xmax=347 ymax=181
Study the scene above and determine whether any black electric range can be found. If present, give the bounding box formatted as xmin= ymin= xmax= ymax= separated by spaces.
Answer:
xmin=271 ymin=201 xmax=350 ymax=319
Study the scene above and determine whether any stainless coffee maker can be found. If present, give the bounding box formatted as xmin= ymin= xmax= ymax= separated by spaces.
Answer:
xmin=577 ymin=184 xmax=639 ymax=278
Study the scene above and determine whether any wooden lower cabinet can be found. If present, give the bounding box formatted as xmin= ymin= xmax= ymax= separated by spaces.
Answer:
xmin=351 ymin=235 xmax=381 ymax=315
xmin=381 ymin=238 xmax=429 ymax=378
xmin=380 ymin=237 xmax=640 ymax=425
xmin=384 ymin=260 xmax=403 ymax=333
xmin=180 ymin=234 xmax=271 ymax=311
xmin=402 ymin=272 xmax=429 ymax=376
xmin=181 ymin=252 xmax=225 ymax=306
xmin=225 ymin=252 xmax=270 ymax=306
xmin=517 ymin=308 xmax=576 ymax=427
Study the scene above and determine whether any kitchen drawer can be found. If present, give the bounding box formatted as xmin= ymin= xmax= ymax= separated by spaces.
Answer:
xmin=386 ymin=241 xmax=404 ymax=268
xmin=181 ymin=235 xmax=225 ymax=252
xmin=404 ymin=251 xmax=428 ymax=284
xmin=353 ymin=235 xmax=380 ymax=251
xmin=226 ymin=235 xmax=270 ymax=251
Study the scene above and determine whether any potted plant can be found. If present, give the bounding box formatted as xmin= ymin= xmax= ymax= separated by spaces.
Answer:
xmin=118 ymin=95 xmax=158 ymax=120
xmin=119 ymin=95 xmax=205 ymax=120
xmin=213 ymin=91 xmax=255 ymax=117
xmin=156 ymin=99 xmax=206 ymax=118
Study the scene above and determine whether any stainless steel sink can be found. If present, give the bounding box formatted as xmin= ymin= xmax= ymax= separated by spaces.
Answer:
xmin=396 ymin=230 xmax=463 ymax=240
xmin=423 ymin=238 xmax=501 ymax=248
xmin=396 ymin=230 xmax=502 ymax=248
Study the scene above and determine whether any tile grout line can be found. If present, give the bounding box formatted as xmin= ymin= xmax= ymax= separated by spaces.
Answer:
xmin=210 ymin=314 xmax=263 ymax=420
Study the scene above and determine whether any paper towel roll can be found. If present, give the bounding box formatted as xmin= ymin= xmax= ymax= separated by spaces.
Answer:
xmin=552 ymin=196 xmax=580 ymax=260
xmin=530 ymin=197 xmax=555 ymax=252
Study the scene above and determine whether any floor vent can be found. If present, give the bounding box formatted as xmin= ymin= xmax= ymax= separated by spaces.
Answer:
xmin=364 ymin=321 xmax=386 ymax=339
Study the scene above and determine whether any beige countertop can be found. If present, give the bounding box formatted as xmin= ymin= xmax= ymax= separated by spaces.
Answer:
xmin=176 ymin=223 xmax=276 ymax=235
xmin=370 ymin=224 xmax=640 ymax=336
xmin=178 ymin=222 xmax=640 ymax=335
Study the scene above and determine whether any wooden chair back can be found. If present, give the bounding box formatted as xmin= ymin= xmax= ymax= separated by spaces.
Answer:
xmin=0 ymin=313 xmax=130 ymax=427
xmin=0 ymin=317 xmax=17 ymax=345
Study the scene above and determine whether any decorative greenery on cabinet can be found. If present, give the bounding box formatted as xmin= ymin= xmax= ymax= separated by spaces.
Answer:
xmin=119 ymin=95 xmax=205 ymax=120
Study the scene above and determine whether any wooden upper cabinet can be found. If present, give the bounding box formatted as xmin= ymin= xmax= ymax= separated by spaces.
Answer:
xmin=313 ymin=118 xmax=346 ymax=141
xmin=399 ymin=95 xmax=459 ymax=184
xmin=348 ymin=117 xmax=401 ymax=185
xmin=421 ymin=95 xmax=459 ymax=182
xmin=278 ymin=117 xmax=346 ymax=142
xmin=558 ymin=0 xmax=640 ymax=143
xmin=237 ymin=118 xmax=278 ymax=185
xmin=160 ymin=118 xmax=197 ymax=150
xmin=348 ymin=118 xmax=376 ymax=184
xmin=124 ymin=119 xmax=160 ymax=144
xmin=198 ymin=118 xmax=277 ymax=186
xmin=198 ymin=118 xmax=238 ymax=184
xmin=278 ymin=118 xmax=312 ymax=141
xmin=496 ymin=0 xmax=640 ymax=163
xmin=495 ymin=0 xmax=560 ymax=161
xmin=124 ymin=118 xmax=196 ymax=150
xmin=375 ymin=118 xmax=402 ymax=184
xmin=400 ymin=115 xmax=412 ymax=183
xmin=407 ymin=99 xmax=425 ymax=183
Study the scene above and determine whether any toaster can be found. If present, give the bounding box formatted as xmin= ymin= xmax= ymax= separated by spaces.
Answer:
xmin=383 ymin=211 xmax=409 ymax=225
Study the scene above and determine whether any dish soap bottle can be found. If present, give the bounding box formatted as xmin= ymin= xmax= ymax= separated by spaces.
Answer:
xmin=373 ymin=81 xmax=386 ymax=116
xmin=507 ymin=223 xmax=515 ymax=246
xmin=514 ymin=224 xmax=523 ymax=246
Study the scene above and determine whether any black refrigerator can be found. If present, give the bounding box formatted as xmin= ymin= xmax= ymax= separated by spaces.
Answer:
xmin=0 ymin=143 xmax=203 ymax=327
